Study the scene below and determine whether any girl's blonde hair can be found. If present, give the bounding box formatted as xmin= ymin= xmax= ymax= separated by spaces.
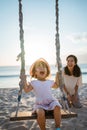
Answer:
xmin=30 ymin=58 xmax=50 ymax=78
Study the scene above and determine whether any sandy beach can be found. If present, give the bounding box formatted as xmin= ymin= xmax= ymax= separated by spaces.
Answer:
xmin=0 ymin=84 xmax=87 ymax=130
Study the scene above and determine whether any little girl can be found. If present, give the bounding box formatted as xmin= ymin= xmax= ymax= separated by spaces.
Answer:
xmin=63 ymin=55 xmax=82 ymax=108
xmin=23 ymin=58 xmax=61 ymax=130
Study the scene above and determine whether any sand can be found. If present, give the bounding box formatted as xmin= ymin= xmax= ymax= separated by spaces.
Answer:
xmin=0 ymin=84 xmax=87 ymax=130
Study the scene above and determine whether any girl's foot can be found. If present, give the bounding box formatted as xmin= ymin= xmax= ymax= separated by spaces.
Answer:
xmin=56 ymin=128 xmax=61 ymax=130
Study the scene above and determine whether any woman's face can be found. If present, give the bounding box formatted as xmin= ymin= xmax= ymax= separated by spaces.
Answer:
xmin=35 ymin=62 xmax=47 ymax=80
xmin=67 ymin=57 xmax=76 ymax=70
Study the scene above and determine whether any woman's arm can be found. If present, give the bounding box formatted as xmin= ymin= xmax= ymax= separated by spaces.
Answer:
xmin=74 ymin=75 xmax=82 ymax=95
xmin=63 ymin=85 xmax=70 ymax=95
xmin=74 ymin=85 xmax=78 ymax=95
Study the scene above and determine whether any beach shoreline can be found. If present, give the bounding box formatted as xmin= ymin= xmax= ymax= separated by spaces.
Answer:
xmin=0 ymin=84 xmax=87 ymax=130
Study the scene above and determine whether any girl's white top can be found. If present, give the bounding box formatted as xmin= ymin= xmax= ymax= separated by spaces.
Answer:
xmin=30 ymin=80 xmax=61 ymax=112
xmin=62 ymin=70 xmax=82 ymax=95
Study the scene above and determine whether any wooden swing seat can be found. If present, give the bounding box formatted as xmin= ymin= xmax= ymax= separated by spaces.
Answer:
xmin=10 ymin=109 xmax=77 ymax=121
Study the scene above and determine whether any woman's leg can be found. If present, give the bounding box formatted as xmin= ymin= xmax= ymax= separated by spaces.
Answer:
xmin=54 ymin=106 xmax=61 ymax=128
xmin=36 ymin=108 xmax=46 ymax=130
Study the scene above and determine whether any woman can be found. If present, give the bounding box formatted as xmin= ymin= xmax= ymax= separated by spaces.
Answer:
xmin=62 ymin=55 xmax=82 ymax=108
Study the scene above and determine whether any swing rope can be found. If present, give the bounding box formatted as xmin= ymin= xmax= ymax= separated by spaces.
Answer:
xmin=15 ymin=0 xmax=26 ymax=116
xmin=55 ymin=0 xmax=70 ymax=112
xmin=55 ymin=0 xmax=63 ymax=86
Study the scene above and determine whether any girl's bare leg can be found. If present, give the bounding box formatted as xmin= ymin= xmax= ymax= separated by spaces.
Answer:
xmin=54 ymin=106 xmax=61 ymax=128
xmin=36 ymin=108 xmax=46 ymax=130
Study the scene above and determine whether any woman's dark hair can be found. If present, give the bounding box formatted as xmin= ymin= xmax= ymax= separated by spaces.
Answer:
xmin=64 ymin=55 xmax=81 ymax=77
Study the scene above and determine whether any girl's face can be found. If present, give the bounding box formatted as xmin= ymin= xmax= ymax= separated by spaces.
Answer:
xmin=67 ymin=57 xmax=76 ymax=70
xmin=35 ymin=62 xmax=47 ymax=80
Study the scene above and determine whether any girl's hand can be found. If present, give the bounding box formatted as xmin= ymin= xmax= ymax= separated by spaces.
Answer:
xmin=20 ymin=74 xmax=26 ymax=83
xmin=19 ymin=74 xmax=27 ymax=89
xmin=19 ymin=80 xmax=27 ymax=89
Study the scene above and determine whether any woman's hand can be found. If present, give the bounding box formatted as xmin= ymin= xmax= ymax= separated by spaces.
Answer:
xmin=67 ymin=94 xmax=78 ymax=105
xmin=67 ymin=94 xmax=71 ymax=102
xmin=71 ymin=94 xmax=78 ymax=103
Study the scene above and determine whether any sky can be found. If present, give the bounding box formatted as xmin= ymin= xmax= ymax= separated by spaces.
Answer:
xmin=0 ymin=0 xmax=87 ymax=66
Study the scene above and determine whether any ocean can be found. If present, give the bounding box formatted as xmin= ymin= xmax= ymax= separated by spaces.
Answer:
xmin=0 ymin=64 xmax=87 ymax=88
